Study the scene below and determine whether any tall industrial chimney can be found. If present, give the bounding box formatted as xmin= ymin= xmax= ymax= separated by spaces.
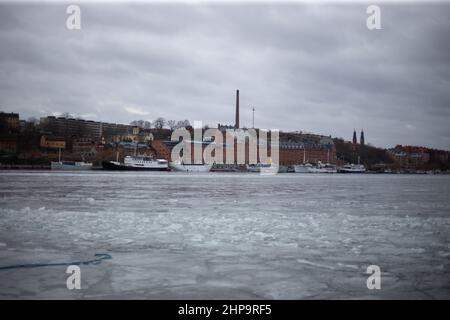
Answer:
xmin=235 ymin=89 xmax=240 ymax=129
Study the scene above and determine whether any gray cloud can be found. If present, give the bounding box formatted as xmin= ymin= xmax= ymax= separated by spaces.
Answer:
xmin=0 ymin=3 xmax=449 ymax=149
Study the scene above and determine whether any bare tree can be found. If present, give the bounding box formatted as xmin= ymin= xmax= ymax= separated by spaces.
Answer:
xmin=130 ymin=120 xmax=146 ymax=128
xmin=176 ymin=120 xmax=190 ymax=129
xmin=61 ymin=112 xmax=74 ymax=119
xmin=143 ymin=121 xmax=152 ymax=129
xmin=153 ymin=117 xmax=166 ymax=129
xmin=27 ymin=117 xmax=39 ymax=125
xmin=167 ymin=120 xmax=177 ymax=130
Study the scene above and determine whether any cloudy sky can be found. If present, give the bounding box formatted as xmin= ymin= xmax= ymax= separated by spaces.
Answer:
xmin=0 ymin=2 xmax=449 ymax=149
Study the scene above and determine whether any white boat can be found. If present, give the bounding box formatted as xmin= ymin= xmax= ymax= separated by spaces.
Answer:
xmin=294 ymin=161 xmax=337 ymax=173
xmin=294 ymin=163 xmax=313 ymax=173
xmin=293 ymin=146 xmax=337 ymax=173
xmin=51 ymin=148 xmax=92 ymax=170
xmin=103 ymin=156 xmax=169 ymax=171
xmin=312 ymin=162 xmax=337 ymax=173
xmin=246 ymin=163 xmax=283 ymax=174
xmin=338 ymin=163 xmax=366 ymax=173
xmin=169 ymin=160 xmax=212 ymax=172
xmin=51 ymin=161 xmax=93 ymax=171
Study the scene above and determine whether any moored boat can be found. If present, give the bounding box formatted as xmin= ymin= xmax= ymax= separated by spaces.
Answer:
xmin=102 ymin=156 xmax=169 ymax=171
xmin=51 ymin=161 xmax=93 ymax=171
xmin=294 ymin=161 xmax=337 ymax=173
xmin=247 ymin=163 xmax=287 ymax=173
xmin=338 ymin=163 xmax=366 ymax=173
xmin=294 ymin=163 xmax=313 ymax=173
xmin=51 ymin=148 xmax=92 ymax=170
xmin=169 ymin=160 xmax=212 ymax=172
xmin=246 ymin=163 xmax=271 ymax=173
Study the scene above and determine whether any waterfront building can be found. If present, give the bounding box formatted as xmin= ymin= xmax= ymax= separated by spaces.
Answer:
xmin=0 ymin=112 xmax=20 ymax=154
xmin=149 ymin=90 xmax=337 ymax=166
xmin=387 ymin=145 xmax=434 ymax=169
xmin=40 ymin=135 xmax=66 ymax=149
xmin=279 ymin=141 xmax=336 ymax=166
xmin=39 ymin=116 xmax=135 ymax=140
xmin=0 ymin=135 xmax=17 ymax=154
xmin=0 ymin=112 xmax=20 ymax=134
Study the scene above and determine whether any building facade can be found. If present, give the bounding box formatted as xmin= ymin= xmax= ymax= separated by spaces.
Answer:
xmin=0 ymin=112 xmax=20 ymax=154
xmin=0 ymin=112 xmax=20 ymax=134
xmin=40 ymin=135 xmax=66 ymax=149
xmin=40 ymin=116 xmax=135 ymax=140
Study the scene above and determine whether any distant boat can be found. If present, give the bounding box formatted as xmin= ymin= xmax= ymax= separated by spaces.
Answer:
xmin=294 ymin=163 xmax=313 ymax=173
xmin=51 ymin=161 xmax=93 ymax=171
xmin=293 ymin=147 xmax=336 ymax=173
xmin=294 ymin=148 xmax=311 ymax=173
xmin=169 ymin=160 xmax=212 ymax=172
xmin=102 ymin=155 xmax=169 ymax=171
xmin=246 ymin=163 xmax=286 ymax=173
xmin=294 ymin=161 xmax=337 ymax=173
xmin=210 ymin=164 xmax=241 ymax=172
xmin=246 ymin=163 xmax=271 ymax=173
xmin=51 ymin=148 xmax=92 ymax=171
xmin=338 ymin=163 xmax=366 ymax=173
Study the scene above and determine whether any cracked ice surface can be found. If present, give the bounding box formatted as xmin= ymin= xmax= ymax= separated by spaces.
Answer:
xmin=0 ymin=171 xmax=449 ymax=299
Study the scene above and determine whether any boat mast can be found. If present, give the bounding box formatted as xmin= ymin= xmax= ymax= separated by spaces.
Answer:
xmin=303 ymin=147 xmax=306 ymax=164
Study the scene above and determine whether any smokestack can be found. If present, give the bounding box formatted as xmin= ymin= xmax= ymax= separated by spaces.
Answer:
xmin=235 ymin=89 xmax=239 ymax=129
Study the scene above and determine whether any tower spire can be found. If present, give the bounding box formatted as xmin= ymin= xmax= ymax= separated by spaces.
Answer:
xmin=252 ymin=107 xmax=255 ymax=128
xmin=352 ymin=129 xmax=357 ymax=144
xmin=360 ymin=130 xmax=365 ymax=146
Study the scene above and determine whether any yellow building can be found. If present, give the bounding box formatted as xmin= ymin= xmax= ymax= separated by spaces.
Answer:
xmin=40 ymin=135 xmax=66 ymax=149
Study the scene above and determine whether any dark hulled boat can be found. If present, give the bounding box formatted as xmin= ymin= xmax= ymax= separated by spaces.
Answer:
xmin=102 ymin=156 xmax=169 ymax=171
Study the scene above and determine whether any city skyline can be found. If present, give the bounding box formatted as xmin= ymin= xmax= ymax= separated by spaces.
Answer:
xmin=0 ymin=3 xmax=449 ymax=149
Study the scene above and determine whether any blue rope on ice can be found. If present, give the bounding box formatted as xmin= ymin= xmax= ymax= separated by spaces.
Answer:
xmin=0 ymin=253 xmax=112 ymax=271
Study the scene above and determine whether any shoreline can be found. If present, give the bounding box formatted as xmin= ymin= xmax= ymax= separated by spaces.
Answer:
xmin=0 ymin=166 xmax=448 ymax=175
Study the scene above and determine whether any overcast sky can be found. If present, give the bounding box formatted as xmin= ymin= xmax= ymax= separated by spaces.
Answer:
xmin=0 ymin=2 xmax=449 ymax=149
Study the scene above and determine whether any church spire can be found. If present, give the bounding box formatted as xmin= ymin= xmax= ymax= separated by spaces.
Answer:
xmin=360 ymin=130 xmax=365 ymax=146
xmin=353 ymin=129 xmax=357 ymax=145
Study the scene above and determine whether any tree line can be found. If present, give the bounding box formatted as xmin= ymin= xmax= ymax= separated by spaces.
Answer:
xmin=130 ymin=118 xmax=191 ymax=130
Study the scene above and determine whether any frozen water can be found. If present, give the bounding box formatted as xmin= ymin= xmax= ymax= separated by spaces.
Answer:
xmin=0 ymin=171 xmax=449 ymax=299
